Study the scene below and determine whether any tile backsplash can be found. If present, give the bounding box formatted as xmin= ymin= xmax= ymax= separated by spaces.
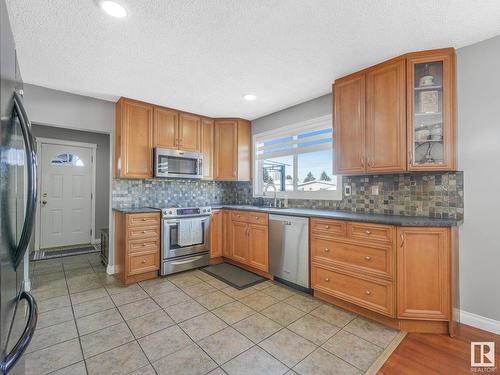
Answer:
xmin=112 ymin=171 xmax=464 ymax=220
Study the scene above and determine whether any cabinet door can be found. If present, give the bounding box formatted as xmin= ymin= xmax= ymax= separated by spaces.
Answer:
xmin=122 ymin=99 xmax=154 ymax=178
xmin=366 ymin=59 xmax=406 ymax=173
xmin=237 ymin=120 xmax=251 ymax=181
xmin=397 ymin=227 xmax=450 ymax=320
xmin=210 ymin=210 xmax=222 ymax=258
xmin=407 ymin=49 xmax=456 ymax=171
xmin=222 ymin=210 xmax=232 ymax=258
xmin=214 ymin=120 xmax=238 ymax=180
xmin=231 ymin=221 xmax=249 ymax=264
xmin=248 ymin=224 xmax=269 ymax=272
xmin=178 ymin=113 xmax=201 ymax=152
xmin=333 ymin=74 xmax=366 ymax=174
xmin=201 ymin=118 xmax=214 ymax=180
xmin=154 ymin=107 xmax=178 ymax=149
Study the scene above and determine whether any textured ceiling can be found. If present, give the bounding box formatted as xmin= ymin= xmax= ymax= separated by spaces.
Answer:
xmin=6 ymin=1 xmax=500 ymax=120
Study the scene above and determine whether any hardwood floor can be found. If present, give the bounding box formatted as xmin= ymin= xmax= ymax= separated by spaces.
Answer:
xmin=378 ymin=324 xmax=500 ymax=374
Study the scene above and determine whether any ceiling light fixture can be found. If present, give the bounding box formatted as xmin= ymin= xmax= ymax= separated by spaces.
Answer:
xmin=243 ymin=94 xmax=257 ymax=101
xmin=100 ymin=1 xmax=128 ymax=18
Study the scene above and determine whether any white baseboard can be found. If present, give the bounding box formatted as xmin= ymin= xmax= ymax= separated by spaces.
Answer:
xmin=460 ymin=310 xmax=500 ymax=335
xmin=106 ymin=264 xmax=116 ymax=275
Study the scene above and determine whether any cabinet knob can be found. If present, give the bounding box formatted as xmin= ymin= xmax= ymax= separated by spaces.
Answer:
xmin=364 ymin=256 xmax=371 ymax=261
xmin=325 ymin=225 xmax=330 ymax=229
xmin=365 ymin=290 xmax=371 ymax=295
xmin=324 ymin=248 xmax=330 ymax=252
xmin=365 ymin=230 xmax=371 ymax=235
xmin=324 ymin=278 xmax=330 ymax=282
xmin=142 ymin=259 xmax=147 ymax=264
xmin=142 ymin=218 xmax=147 ymax=221
xmin=142 ymin=230 xmax=147 ymax=233
xmin=255 ymin=216 xmax=259 ymax=220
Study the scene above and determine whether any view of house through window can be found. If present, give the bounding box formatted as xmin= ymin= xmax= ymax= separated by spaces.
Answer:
xmin=254 ymin=116 xmax=341 ymax=200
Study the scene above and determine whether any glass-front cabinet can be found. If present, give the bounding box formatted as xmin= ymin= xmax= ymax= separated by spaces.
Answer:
xmin=407 ymin=50 xmax=456 ymax=171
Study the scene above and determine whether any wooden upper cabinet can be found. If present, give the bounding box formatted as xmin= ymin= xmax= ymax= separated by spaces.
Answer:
xmin=333 ymin=74 xmax=366 ymax=174
xmin=201 ymin=118 xmax=214 ymax=180
xmin=115 ymin=98 xmax=154 ymax=178
xmin=407 ymin=49 xmax=456 ymax=171
xmin=397 ymin=227 xmax=450 ymax=321
xmin=237 ymin=120 xmax=252 ymax=181
xmin=214 ymin=120 xmax=238 ymax=180
xmin=178 ymin=113 xmax=201 ymax=152
xmin=154 ymin=107 xmax=178 ymax=149
xmin=366 ymin=59 xmax=406 ymax=173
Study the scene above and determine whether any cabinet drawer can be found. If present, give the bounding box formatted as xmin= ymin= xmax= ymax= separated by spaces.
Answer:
xmin=128 ymin=251 xmax=159 ymax=275
xmin=128 ymin=225 xmax=160 ymax=240
xmin=312 ymin=264 xmax=395 ymax=317
xmin=231 ymin=211 xmax=250 ymax=223
xmin=311 ymin=219 xmax=347 ymax=238
xmin=128 ymin=213 xmax=160 ymax=227
xmin=128 ymin=238 xmax=160 ymax=254
xmin=247 ymin=212 xmax=268 ymax=225
xmin=311 ymin=237 xmax=393 ymax=279
xmin=347 ymin=222 xmax=394 ymax=244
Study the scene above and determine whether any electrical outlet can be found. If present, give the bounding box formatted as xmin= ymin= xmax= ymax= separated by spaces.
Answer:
xmin=371 ymin=185 xmax=379 ymax=195
xmin=344 ymin=185 xmax=351 ymax=196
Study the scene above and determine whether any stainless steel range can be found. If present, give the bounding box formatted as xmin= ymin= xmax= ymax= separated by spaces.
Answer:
xmin=157 ymin=206 xmax=212 ymax=275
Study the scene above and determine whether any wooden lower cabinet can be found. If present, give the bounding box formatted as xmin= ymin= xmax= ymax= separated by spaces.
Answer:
xmin=248 ymin=224 xmax=269 ymax=272
xmin=210 ymin=209 xmax=222 ymax=258
xmin=114 ymin=211 xmax=161 ymax=285
xmin=311 ymin=218 xmax=455 ymax=333
xmin=397 ymin=227 xmax=451 ymax=320
xmin=218 ymin=210 xmax=269 ymax=273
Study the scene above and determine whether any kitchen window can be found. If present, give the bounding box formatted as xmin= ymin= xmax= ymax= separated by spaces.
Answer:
xmin=253 ymin=115 xmax=342 ymax=200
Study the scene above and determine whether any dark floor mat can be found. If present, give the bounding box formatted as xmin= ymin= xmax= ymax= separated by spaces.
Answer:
xmin=31 ymin=245 xmax=99 ymax=260
xmin=202 ymin=262 xmax=266 ymax=290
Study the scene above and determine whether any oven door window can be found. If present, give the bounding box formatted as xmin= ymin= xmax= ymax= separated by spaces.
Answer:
xmin=169 ymin=220 xmax=206 ymax=249
xmin=166 ymin=156 xmax=198 ymax=176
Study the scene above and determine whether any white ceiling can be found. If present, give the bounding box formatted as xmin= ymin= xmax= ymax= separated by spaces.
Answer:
xmin=6 ymin=1 xmax=500 ymax=120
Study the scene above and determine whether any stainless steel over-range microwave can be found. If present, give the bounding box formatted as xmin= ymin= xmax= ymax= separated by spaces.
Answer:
xmin=154 ymin=148 xmax=203 ymax=179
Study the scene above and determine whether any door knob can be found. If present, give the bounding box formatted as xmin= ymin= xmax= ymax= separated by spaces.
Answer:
xmin=364 ymin=256 xmax=371 ymax=261
xmin=324 ymin=278 xmax=330 ymax=282
xmin=141 ymin=259 xmax=147 ymax=264
xmin=325 ymin=225 xmax=330 ymax=229
xmin=324 ymin=248 xmax=330 ymax=252
xmin=365 ymin=230 xmax=371 ymax=235
xmin=365 ymin=290 xmax=371 ymax=295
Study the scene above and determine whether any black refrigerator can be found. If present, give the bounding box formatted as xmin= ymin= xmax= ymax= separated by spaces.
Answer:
xmin=0 ymin=0 xmax=38 ymax=373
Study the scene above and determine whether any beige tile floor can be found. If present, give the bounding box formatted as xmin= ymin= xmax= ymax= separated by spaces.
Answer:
xmin=27 ymin=253 xmax=398 ymax=375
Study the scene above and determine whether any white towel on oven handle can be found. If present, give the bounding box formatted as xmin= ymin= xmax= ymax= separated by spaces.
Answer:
xmin=178 ymin=219 xmax=193 ymax=247
xmin=191 ymin=217 xmax=204 ymax=245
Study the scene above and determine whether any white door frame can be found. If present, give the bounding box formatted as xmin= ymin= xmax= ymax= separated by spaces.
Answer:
xmin=34 ymin=137 xmax=97 ymax=251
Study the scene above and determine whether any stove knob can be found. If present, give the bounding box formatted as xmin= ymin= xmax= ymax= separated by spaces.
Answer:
xmin=168 ymin=210 xmax=173 ymax=215
xmin=203 ymin=209 xmax=207 ymax=212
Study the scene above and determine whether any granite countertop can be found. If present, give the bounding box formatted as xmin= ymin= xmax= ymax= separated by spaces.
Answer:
xmin=112 ymin=207 xmax=161 ymax=214
xmin=212 ymin=204 xmax=462 ymax=227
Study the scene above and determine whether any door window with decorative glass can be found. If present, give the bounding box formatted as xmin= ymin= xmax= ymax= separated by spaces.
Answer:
xmin=254 ymin=116 xmax=341 ymax=200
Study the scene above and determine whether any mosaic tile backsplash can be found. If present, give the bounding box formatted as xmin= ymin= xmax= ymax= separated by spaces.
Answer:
xmin=112 ymin=171 xmax=464 ymax=220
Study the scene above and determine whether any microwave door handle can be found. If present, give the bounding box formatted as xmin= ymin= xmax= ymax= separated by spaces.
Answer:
xmin=12 ymin=92 xmax=37 ymax=269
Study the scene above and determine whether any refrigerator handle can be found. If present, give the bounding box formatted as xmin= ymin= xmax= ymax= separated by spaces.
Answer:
xmin=0 ymin=291 xmax=38 ymax=374
xmin=12 ymin=92 xmax=37 ymax=269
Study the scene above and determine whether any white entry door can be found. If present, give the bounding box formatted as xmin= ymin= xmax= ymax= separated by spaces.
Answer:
xmin=40 ymin=143 xmax=93 ymax=249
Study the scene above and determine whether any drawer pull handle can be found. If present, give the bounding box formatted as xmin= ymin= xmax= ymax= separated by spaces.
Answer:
xmin=324 ymin=278 xmax=330 ymax=282
xmin=141 ymin=259 xmax=147 ymax=264
xmin=324 ymin=248 xmax=330 ymax=252
xmin=365 ymin=290 xmax=371 ymax=295
xmin=365 ymin=230 xmax=371 ymax=235
xmin=325 ymin=225 xmax=330 ymax=229
xmin=364 ymin=256 xmax=371 ymax=261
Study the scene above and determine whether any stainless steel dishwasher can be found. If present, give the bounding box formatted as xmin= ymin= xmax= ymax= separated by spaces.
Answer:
xmin=269 ymin=215 xmax=310 ymax=291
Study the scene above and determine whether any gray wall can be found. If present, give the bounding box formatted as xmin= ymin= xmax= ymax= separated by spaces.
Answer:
xmin=457 ymin=35 xmax=500 ymax=321
xmin=23 ymin=84 xmax=115 ymax=133
xmin=31 ymin=124 xmax=110 ymax=234
xmin=252 ymin=93 xmax=332 ymax=135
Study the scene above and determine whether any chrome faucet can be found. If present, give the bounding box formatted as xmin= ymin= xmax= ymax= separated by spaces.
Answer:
xmin=263 ymin=183 xmax=278 ymax=208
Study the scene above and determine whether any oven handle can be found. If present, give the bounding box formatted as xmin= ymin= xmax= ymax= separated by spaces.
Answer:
xmin=164 ymin=217 xmax=209 ymax=224
xmin=169 ymin=255 xmax=205 ymax=265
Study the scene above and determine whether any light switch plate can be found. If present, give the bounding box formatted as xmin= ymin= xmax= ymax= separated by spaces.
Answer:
xmin=344 ymin=185 xmax=351 ymax=196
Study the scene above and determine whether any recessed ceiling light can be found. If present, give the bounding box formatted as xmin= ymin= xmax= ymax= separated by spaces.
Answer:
xmin=243 ymin=94 xmax=257 ymax=101
xmin=100 ymin=1 xmax=127 ymax=18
